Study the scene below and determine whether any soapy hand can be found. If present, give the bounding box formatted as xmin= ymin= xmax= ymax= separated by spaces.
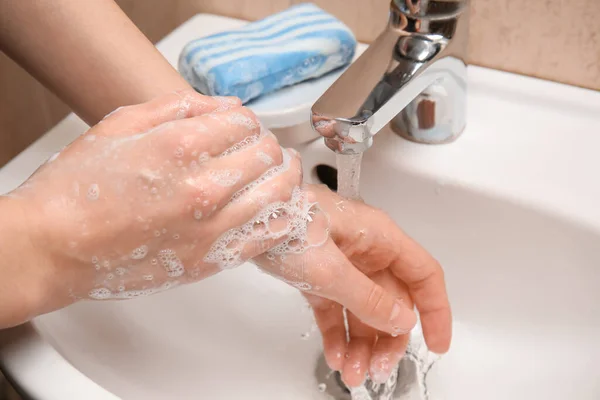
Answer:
xmin=301 ymin=185 xmax=452 ymax=387
xmin=6 ymin=90 xmax=305 ymax=317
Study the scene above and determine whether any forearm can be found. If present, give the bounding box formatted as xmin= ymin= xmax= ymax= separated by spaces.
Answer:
xmin=0 ymin=0 xmax=190 ymax=125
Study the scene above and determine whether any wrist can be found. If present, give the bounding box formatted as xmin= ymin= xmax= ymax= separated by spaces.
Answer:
xmin=0 ymin=196 xmax=64 ymax=327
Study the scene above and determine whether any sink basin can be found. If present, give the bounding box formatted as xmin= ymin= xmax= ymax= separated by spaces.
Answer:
xmin=2 ymin=13 xmax=600 ymax=400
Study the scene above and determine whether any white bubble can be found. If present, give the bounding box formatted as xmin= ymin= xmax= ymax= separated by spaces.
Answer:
xmin=208 ymin=169 xmax=243 ymax=187
xmin=176 ymin=100 xmax=190 ymax=119
xmin=91 ymin=256 xmax=99 ymax=264
xmin=194 ymin=210 xmax=203 ymax=220
xmin=174 ymin=147 xmax=184 ymax=158
xmin=130 ymin=245 xmax=148 ymax=260
xmin=106 ymin=273 xmax=114 ymax=280
xmin=173 ymin=233 xmax=180 ymax=240
xmin=89 ymin=288 xmax=112 ymax=300
xmin=115 ymin=267 xmax=127 ymax=275
xmin=219 ymin=135 xmax=259 ymax=157
xmin=317 ymin=383 xmax=326 ymax=393
xmin=143 ymin=274 xmax=154 ymax=281
xmin=257 ymin=151 xmax=274 ymax=165
xmin=226 ymin=112 xmax=257 ymax=130
xmin=154 ymin=230 xmax=161 ymax=237
xmin=198 ymin=152 xmax=210 ymax=163
xmin=158 ymin=249 xmax=185 ymax=277
xmin=87 ymin=184 xmax=100 ymax=201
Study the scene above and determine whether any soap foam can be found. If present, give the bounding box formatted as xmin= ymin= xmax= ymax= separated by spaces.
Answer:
xmin=257 ymin=150 xmax=274 ymax=166
xmin=204 ymin=185 xmax=328 ymax=271
xmin=158 ymin=249 xmax=185 ymax=277
xmin=226 ymin=112 xmax=258 ymax=130
xmin=130 ymin=245 xmax=148 ymax=260
xmin=208 ymin=169 xmax=243 ymax=187
xmin=87 ymin=184 xmax=100 ymax=201
xmin=88 ymin=281 xmax=179 ymax=300
xmin=219 ymin=135 xmax=260 ymax=157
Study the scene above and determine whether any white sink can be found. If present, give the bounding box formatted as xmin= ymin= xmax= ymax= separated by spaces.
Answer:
xmin=2 ymin=14 xmax=600 ymax=400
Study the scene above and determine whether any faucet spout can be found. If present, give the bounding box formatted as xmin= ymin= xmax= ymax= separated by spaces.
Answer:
xmin=311 ymin=0 xmax=469 ymax=154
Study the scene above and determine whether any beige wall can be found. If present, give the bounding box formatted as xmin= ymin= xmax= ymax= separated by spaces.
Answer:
xmin=1 ymin=0 xmax=599 ymax=167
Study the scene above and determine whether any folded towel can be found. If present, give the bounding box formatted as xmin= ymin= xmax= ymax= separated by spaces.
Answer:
xmin=178 ymin=3 xmax=357 ymax=104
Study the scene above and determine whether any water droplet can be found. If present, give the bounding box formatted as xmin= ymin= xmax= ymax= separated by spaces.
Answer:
xmin=301 ymin=332 xmax=310 ymax=340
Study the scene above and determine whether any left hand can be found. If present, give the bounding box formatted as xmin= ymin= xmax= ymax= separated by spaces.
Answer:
xmin=303 ymin=185 xmax=452 ymax=387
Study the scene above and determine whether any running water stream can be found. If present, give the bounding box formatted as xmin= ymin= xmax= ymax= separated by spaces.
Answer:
xmin=335 ymin=153 xmax=363 ymax=201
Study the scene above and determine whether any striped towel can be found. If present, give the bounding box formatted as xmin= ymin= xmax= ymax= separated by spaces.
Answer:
xmin=178 ymin=3 xmax=357 ymax=104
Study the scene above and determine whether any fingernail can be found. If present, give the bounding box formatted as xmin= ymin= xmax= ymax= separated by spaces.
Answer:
xmin=389 ymin=299 xmax=415 ymax=334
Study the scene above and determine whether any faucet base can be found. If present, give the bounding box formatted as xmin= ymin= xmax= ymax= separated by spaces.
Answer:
xmin=389 ymin=75 xmax=467 ymax=145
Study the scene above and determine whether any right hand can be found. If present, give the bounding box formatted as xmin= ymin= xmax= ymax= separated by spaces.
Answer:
xmin=6 ymin=90 xmax=303 ymax=321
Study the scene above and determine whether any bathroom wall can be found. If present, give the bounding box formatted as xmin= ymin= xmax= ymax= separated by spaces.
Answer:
xmin=0 ymin=0 xmax=598 ymax=167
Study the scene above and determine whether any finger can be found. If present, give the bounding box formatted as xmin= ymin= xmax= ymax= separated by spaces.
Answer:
xmin=344 ymin=311 xmax=376 ymax=386
xmin=387 ymin=236 xmax=451 ymax=354
xmin=304 ymin=295 xmax=347 ymax=371
xmin=96 ymin=89 xmax=241 ymax=134
xmin=341 ymin=336 xmax=373 ymax=387
xmin=305 ymin=240 xmax=417 ymax=337
xmin=348 ymin=269 xmax=408 ymax=384
xmin=369 ymin=334 xmax=410 ymax=384
xmin=148 ymin=106 xmax=264 ymax=163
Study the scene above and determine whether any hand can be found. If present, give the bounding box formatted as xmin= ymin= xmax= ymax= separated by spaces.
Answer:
xmin=302 ymin=185 xmax=452 ymax=387
xmin=5 ymin=90 xmax=303 ymax=323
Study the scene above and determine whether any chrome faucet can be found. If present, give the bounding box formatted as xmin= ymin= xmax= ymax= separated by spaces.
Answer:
xmin=311 ymin=0 xmax=469 ymax=154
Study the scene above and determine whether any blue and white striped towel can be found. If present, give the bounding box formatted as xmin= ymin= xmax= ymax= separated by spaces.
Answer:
xmin=178 ymin=3 xmax=357 ymax=104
